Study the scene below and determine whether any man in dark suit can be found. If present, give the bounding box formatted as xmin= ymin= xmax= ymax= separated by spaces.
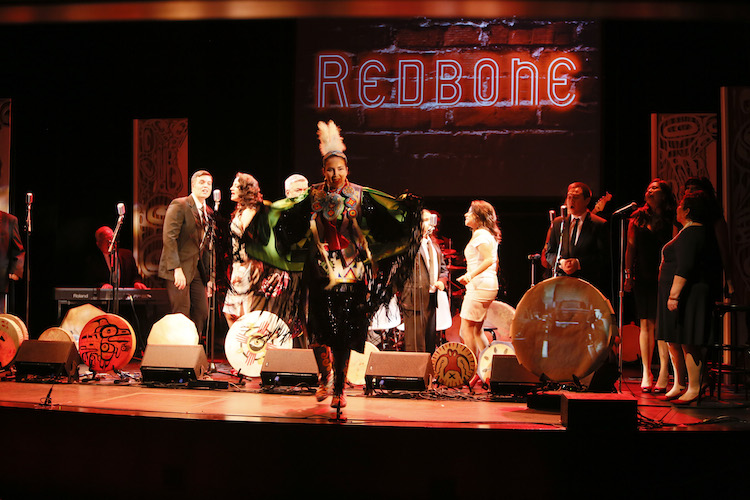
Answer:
xmin=542 ymin=182 xmax=609 ymax=293
xmin=158 ymin=170 xmax=213 ymax=335
xmin=399 ymin=209 xmax=449 ymax=353
xmin=0 ymin=210 xmax=24 ymax=314
xmin=87 ymin=226 xmax=148 ymax=289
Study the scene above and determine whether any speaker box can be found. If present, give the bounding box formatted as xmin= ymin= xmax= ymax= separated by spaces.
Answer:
xmin=489 ymin=354 xmax=540 ymax=396
xmin=260 ymin=349 xmax=318 ymax=387
xmin=561 ymin=392 xmax=638 ymax=431
xmin=364 ymin=352 xmax=432 ymax=393
xmin=140 ymin=344 xmax=208 ymax=384
xmin=13 ymin=340 xmax=81 ymax=382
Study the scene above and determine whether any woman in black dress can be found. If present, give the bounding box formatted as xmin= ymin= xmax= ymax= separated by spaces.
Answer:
xmin=657 ymin=190 xmax=722 ymax=404
xmin=624 ymin=179 xmax=677 ymax=393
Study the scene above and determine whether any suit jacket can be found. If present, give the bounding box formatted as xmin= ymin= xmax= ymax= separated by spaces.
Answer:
xmin=0 ymin=211 xmax=24 ymax=293
xmin=86 ymin=248 xmax=144 ymax=288
xmin=400 ymin=237 xmax=449 ymax=311
xmin=158 ymin=195 xmax=212 ymax=284
xmin=543 ymin=211 xmax=608 ymax=290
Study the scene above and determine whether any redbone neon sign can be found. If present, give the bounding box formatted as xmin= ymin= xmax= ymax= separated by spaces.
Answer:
xmin=317 ymin=52 xmax=580 ymax=109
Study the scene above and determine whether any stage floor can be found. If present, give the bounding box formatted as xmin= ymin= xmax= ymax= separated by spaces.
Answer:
xmin=2 ymin=360 xmax=750 ymax=499
xmin=2 ymin=360 xmax=749 ymax=431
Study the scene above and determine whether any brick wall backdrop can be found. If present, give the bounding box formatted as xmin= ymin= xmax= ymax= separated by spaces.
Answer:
xmin=294 ymin=19 xmax=600 ymax=199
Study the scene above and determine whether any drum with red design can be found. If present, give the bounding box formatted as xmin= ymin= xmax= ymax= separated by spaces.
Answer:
xmin=431 ymin=341 xmax=476 ymax=387
xmin=78 ymin=314 xmax=137 ymax=373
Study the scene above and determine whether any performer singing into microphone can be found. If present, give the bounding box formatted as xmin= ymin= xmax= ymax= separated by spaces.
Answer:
xmin=0 ymin=209 xmax=24 ymax=314
xmin=158 ymin=170 xmax=214 ymax=336
xmin=541 ymin=182 xmax=609 ymax=293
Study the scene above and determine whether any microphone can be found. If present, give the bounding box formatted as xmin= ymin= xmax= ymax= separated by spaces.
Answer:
xmin=213 ymin=189 xmax=221 ymax=211
xmin=548 ymin=210 xmax=555 ymax=225
xmin=612 ymin=201 xmax=638 ymax=216
xmin=527 ymin=253 xmax=541 ymax=261
xmin=560 ymin=205 xmax=567 ymax=218
xmin=26 ymin=192 xmax=33 ymax=205
xmin=109 ymin=203 xmax=126 ymax=254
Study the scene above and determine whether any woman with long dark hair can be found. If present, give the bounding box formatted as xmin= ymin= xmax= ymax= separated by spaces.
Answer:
xmin=624 ymin=178 xmax=677 ymax=393
xmin=222 ymin=172 xmax=264 ymax=328
xmin=457 ymin=200 xmax=501 ymax=360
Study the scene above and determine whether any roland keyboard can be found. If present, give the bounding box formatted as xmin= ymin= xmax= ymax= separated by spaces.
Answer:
xmin=54 ymin=287 xmax=169 ymax=303
xmin=54 ymin=288 xmax=169 ymax=319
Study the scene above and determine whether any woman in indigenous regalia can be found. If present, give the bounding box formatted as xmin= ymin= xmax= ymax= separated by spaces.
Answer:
xmin=253 ymin=121 xmax=421 ymax=409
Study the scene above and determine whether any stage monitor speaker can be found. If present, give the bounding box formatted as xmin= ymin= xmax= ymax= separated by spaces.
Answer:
xmin=260 ymin=349 xmax=318 ymax=388
xmin=140 ymin=344 xmax=207 ymax=384
xmin=364 ymin=352 xmax=432 ymax=393
xmin=489 ymin=354 xmax=540 ymax=396
xmin=13 ymin=340 xmax=81 ymax=382
xmin=561 ymin=392 xmax=638 ymax=431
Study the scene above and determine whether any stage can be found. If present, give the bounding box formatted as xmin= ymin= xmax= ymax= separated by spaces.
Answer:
xmin=2 ymin=360 xmax=749 ymax=499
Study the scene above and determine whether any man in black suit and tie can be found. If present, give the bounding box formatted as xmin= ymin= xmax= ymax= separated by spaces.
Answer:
xmin=0 ymin=210 xmax=24 ymax=314
xmin=399 ymin=209 xmax=449 ymax=353
xmin=542 ymin=182 xmax=608 ymax=293
xmin=158 ymin=170 xmax=213 ymax=335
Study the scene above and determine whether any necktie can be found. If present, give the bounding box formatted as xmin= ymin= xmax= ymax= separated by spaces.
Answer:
xmin=571 ymin=218 xmax=580 ymax=246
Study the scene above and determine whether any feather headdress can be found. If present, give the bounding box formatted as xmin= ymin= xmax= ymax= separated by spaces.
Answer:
xmin=317 ymin=120 xmax=347 ymax=164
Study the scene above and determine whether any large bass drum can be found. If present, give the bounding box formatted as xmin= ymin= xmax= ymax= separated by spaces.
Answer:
xmin=511 ymin=276 xmax=616 ymax=383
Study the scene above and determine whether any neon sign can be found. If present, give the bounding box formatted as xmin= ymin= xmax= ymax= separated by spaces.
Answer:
xmin=317 ymin=52 xmax=580 ymax=109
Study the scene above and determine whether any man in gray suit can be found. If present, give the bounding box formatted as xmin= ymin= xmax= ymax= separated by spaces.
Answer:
xmin=158 ymin=170 xmax=213 ymax=335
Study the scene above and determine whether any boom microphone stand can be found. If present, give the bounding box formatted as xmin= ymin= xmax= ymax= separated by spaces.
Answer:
xmin=24 ymin=193 xmax=32 ymax=327
xmin=108 ymin=203 xmax=126 ymax=315
xmin=612 ymin=201 xmax=637 ymax=391
xmin=205 ymin=190 xmax=220 ymax=371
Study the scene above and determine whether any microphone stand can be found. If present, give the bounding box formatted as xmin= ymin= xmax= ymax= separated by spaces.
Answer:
xmin=552 ymin=205 xmax=567 ymax=278
xmin=24 ymin=197 xmax=32 ymax=327
xmin=616 ymin=214 xmax=629 ymax=393
xmin=553 ymin=218 xmax=566 ymax=277
xmin=611 ymin=202 xmax=636 ymax=392
xmin=109 ymin=213 xmax=125 ymax=315
xmin=206 ymin=212 xmax=217 ymax=371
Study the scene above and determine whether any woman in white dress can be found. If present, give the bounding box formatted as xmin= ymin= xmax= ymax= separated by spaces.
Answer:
xmin=222 ymin=172 xmax=263 ymax=328
xmin=457 ymin=200 xmax=501 ymax=360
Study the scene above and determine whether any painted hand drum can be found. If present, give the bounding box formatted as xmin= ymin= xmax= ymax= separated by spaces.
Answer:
xmin=431 ymin=342 xmax=476 ymax=387
xmin=347 ymin=341 xmax=378 ymax=386
xmin=225 ymin=310 xmax=292 ymax=377
xmin=476 ymin=341 xmax=515 ymax=383
xmin=511 ymin=277 xmax=616 ymax=383
xmin=78 ymin=314 xmax=137 ymax=373
xmin=0 ymin=314 xmax=27 ymax=369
